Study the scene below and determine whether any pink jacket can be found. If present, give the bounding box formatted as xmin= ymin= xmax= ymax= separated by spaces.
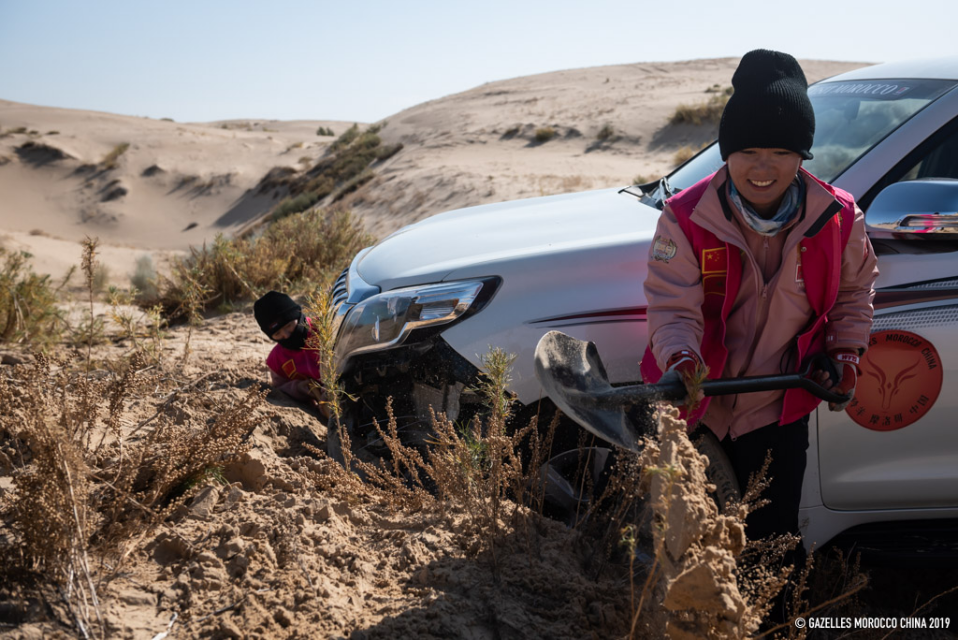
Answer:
xmin=266 ymin=319 xmax=322 ymax=401
xmin=641 ymin=167 xmax=878 ymax=440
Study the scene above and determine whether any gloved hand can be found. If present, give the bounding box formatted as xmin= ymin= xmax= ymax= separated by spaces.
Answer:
xmin=659 ymin=349 xmax=705 ymax=407
xmin=824 ymin=348 xmax=860 ymax=412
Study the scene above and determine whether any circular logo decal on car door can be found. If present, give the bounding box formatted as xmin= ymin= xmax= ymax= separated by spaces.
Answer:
xmin=845 ymin=330 xmax=943 ymax=431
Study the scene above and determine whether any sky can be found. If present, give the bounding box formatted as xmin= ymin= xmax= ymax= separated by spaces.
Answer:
xmin=1 ymin=0 xmax=955 ymax=124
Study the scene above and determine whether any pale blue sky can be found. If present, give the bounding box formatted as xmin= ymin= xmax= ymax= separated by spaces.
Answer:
xmin=1 ymin=0 xmax=953 ymax=123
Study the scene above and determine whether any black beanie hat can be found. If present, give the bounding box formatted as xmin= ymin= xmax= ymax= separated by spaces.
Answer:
xmin=253 ymin=291 xmax=302 ymax=337
xmin=719 ymin=49 xmax=815 ymax=161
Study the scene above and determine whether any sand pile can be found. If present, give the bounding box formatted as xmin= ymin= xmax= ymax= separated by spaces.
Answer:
xmin=638 ymin=407 xmax=753 ymax=639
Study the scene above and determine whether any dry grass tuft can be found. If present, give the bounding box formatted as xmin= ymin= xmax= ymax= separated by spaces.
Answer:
xmin=672 ymin=142 xmax=710 ymax=168
xmin=535 ymin=127 xmax=557 ymax=143
xmin=150 ymin=207 xmax=373 ymax=320
xmin=100 ymin=143 xmax=130 ymax=170
xmin=340 ymin=347 xmax=556 ymax=554
xmin=257 ymin=123 xmax=397 ymax=221
xmin=0 ymin=348 xmax=266 ymax=636
xmin=597 ymin=123 xmax=616 ymax=142
xmin=670 ymin=90 xmax=731 ymax=127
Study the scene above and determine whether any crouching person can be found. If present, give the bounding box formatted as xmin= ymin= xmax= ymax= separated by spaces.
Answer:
xmin=253 ymin=291 xmax=328 ymax=415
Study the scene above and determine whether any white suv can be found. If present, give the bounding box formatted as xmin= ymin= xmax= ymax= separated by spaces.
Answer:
xmin=331 ymin=57 xmax=958 ymax=554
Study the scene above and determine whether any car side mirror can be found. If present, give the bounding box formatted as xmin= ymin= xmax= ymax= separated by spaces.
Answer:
xmin=866 ymin=179 xmax=958 ymax=235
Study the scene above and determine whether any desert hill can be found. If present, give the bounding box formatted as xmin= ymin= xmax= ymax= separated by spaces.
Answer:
xmin=351 ymin=57 xmax=868 ymax=237
xmin=0 ymin=101 xmax=359 ymax=283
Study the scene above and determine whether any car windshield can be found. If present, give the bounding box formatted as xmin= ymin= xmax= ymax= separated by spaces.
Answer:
xmin=644 ymin=78 xmax=956 ymax=208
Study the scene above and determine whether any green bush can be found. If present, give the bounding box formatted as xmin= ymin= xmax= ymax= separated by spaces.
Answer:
xmin=534 ymin=127 xmax=556 ymax=143
xmin=0 ymin=248 xmax=64 ymax=349
xmin=330 ymin=124 xmax=360 ymax=152
xmin=597 ymin=123 xmax=615 ymax=141
xmin=261 ymin=123 xmax=393 ymax=223
xmin=332 ymin=170 xmax=375 ymax=202
xmin=130 ymin=254 xmax=159 ymax=300
xmin=273 ymin=191 xmax=323 ymax=220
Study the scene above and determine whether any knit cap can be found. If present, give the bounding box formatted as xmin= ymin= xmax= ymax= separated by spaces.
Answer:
xmin=718 ymin=49 xmax=815 ymax=160
xmin=253 ymin=291 xmax=302 ymax=337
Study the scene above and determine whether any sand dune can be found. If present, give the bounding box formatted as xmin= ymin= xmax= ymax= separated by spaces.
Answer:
xmin=0 ymin=58 xmax=869 ymax=285
xmin=0 ymin=100 xmax=359 ymax=286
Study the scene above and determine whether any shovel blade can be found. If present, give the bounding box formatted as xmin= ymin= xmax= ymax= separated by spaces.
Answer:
xmin=533 ymin=331 xmax=646 ymax=452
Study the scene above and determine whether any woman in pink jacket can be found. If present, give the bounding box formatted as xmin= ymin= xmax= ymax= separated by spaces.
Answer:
xmin=642 ymin=50 xmax=879 ymax=571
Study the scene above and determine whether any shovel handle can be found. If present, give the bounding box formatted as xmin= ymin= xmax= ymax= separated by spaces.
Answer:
xmin=597 ymin=353 xmax=852 ymax=406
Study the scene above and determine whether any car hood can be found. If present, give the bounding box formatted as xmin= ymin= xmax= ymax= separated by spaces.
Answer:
xmin=357 ymin=188 xmax=662 ymax=290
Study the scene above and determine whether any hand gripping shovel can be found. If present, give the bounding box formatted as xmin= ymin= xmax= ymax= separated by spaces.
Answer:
xmin=533 ymin=330 xmax=850 ymax=452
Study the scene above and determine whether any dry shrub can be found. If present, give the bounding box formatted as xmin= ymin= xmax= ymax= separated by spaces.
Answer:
xmin=673 ymin=145 xmax=698 ymax=167
xmin=597 ymin=123 xmax=616 ymax=141
xmin=97 ymin=384 xmax=263 ymax=543
xmin=0 ymin=248 xmax=65 ymax=349
xmin=0 ymin=351 xmax=266 ymax=635
xmin=100 ymin=142 xmax=130 ymax=170
xmin=77 ymin=238 xmax=104 ymax=367
xmin=152 ymin=207 xmax=373 ymax=320
xmin=129 ymin=254 xmax=159 ymax=301
xmin=672 ymin=141 xmax=711 ymax=168
xmin=262 ymin=123 xmax=395 ymax=220
xmin=670 ymin=93 xmax=730 ymax=126
xmin=302 ymin=280 xmax=353 ymax=469
xmin=535 ymin=126 xmax=557 ymax=143
xmin=346 ymin=348 xmax=552 ymax=552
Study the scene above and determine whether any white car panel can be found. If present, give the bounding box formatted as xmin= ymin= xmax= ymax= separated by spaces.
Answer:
xmin=440 ymin=231 xmax=649 ymax=404
xmin=356 ymin=188 xmax=659 ymax=292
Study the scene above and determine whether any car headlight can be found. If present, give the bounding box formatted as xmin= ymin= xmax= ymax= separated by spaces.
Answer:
xmin=334 ymin=277 xmax=499 ymax=370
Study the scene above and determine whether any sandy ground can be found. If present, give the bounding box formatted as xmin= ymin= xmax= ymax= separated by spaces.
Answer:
xmin=0 ymin=58 xmax=867 ymax=286
xmin=3 ymin=306 xmax=957 ymax=639
xmin=0 ymin=312 xmax=648 ymax=639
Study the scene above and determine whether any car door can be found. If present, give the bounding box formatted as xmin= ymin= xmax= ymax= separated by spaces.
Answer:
xmin=818 ymin=116 xmax=958 ymax=510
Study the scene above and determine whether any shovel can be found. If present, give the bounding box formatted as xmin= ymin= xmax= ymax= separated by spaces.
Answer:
xmin=533 ymin=330 xmax=850 ymax=452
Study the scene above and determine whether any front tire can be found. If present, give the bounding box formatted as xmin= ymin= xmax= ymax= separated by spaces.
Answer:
xmin=694 ymin=429 xmax=741 ymax=510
